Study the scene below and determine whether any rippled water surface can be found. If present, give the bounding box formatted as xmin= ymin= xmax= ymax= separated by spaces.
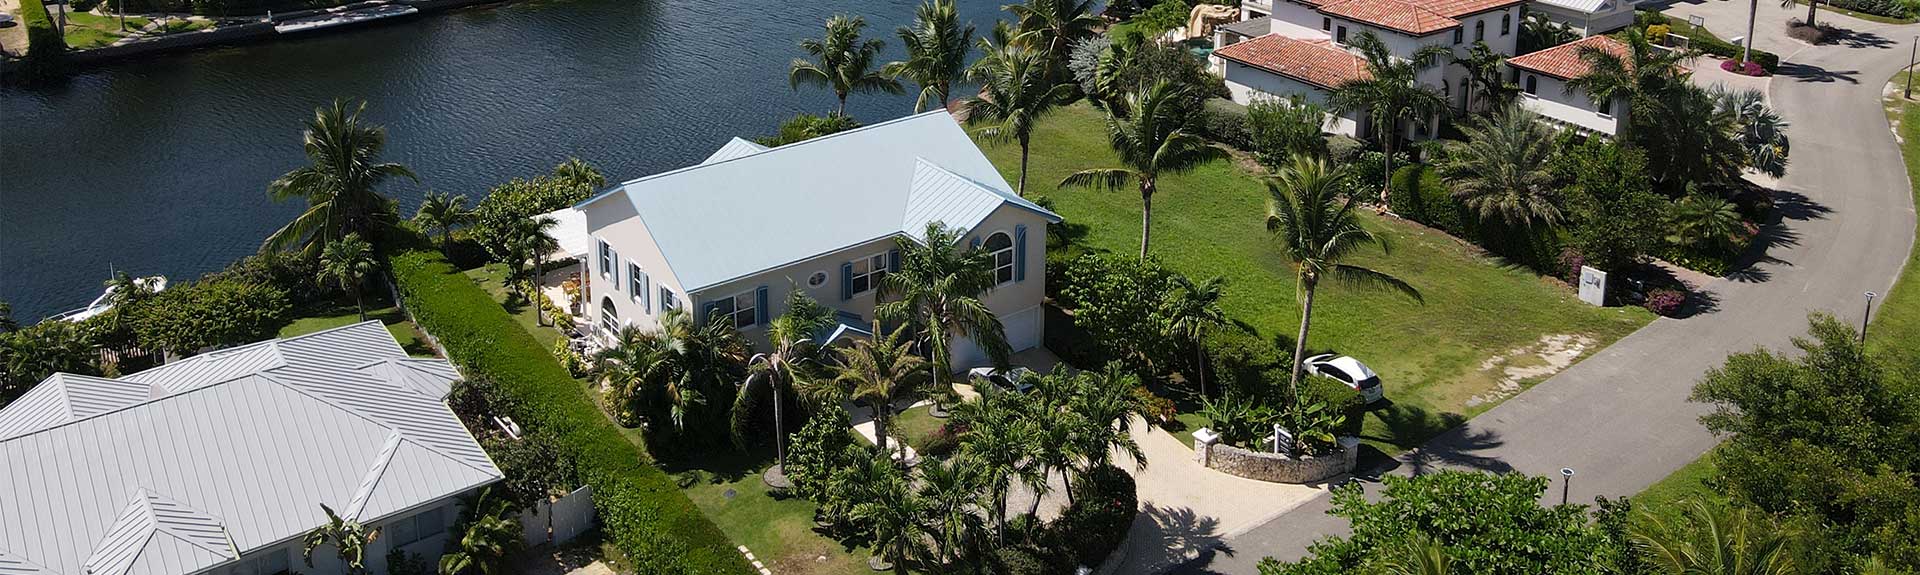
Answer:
xmin=1 ymin=0 xmax=1010 ymax=320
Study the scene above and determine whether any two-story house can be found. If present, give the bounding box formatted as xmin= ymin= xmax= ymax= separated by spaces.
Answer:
xmin=1505 ymin=34 xmax=1631 ymax=135
xmin=573 ymin=111 xmax=1061 ymax=371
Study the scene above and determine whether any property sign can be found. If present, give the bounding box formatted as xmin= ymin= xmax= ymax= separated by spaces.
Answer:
xmin=1579 ymin=266 xmax=1607 ymax=306
xmin=1272 ymin=424 xmax=1295 ymax=456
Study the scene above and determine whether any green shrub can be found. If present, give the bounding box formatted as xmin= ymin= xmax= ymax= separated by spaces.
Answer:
xmin=131 ymin=278 xmax=292 ymax=356
xmin=1198 ymin=98 xmax=1253 ymax=149
xmin=992 ymin=545 xmax=1058 ymax=575
xmin=1201 ymin=328 xmax=1290 ymax=402
xmin=1131 ymin=0 xmax=1190 ymax=36
xmin=389 ymin=249 xmax=751 ymax=575
xmin=20 ymin=0 xmax=64 ymax=59
xmin=1299 ymin=376 xmax=1366 ymax=436
xmin=1827 ymin=0 xmax=1911 ymax=18
xmin=1386 ymin=164 xmax=1468 ymax=234
xmin=1051 ymin=464 xmax=1137 ymax=567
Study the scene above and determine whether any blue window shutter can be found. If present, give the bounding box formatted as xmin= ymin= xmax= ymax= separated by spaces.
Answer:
xmin=755 ymin=286 xmax=769 ymax=326
xmin=970 ymin=236 xmax=982 ymax=250
xmin=841 ymin=262 xmax=854 ymax=301
xmin=700 ymin=300 xmax=718 ymax=327
xmin=888 ymin=249 xmax=900 ymax=273
xmin=1015 ymin=224 xmax=1028 ymax=282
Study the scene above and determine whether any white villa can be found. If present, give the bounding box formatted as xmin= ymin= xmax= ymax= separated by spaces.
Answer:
xmin=0 ymin=322 xmax=501 ymax=575
xmin=573 ymin=110 xmax=1061 ymax=370
xmin=1505 ymin=34 xmax=1631 ymax=134
xmin=1209 ymin=0 xmax=1630 ymax=137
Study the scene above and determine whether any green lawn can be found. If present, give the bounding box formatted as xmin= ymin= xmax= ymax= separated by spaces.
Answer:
xmin=888 ymin=404 xmax=946 ymax=450
xmin=278 ymin=303 xmax=436 ymax=357
xmin=669 ymin=449 xmax=877 ymax=575
xmin=1789 ymin=0 xmax=1917 ymax=24
xmin=978 ymin=105 xmax=1655 ymax=453
xmin=58 ymin=11 xmax=150 ymax=49
xmin=1631 ymin=447 xmax=1729 ymax=526
xmin=1874 ymin=93 xmax=1920 ymax=359
xmin=464 ymin=263 xmax=569 ymax=351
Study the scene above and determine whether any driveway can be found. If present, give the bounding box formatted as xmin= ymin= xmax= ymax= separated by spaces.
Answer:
xmin=1175 ymin=7 xmax=1920 ymax=573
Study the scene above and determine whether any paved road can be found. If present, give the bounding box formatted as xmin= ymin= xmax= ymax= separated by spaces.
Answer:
xmin=1176 ymin=4 xmax=1920 ymax=572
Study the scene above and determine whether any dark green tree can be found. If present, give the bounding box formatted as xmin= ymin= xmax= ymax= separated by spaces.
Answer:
xmin=263 ymin=100 xmax=416 ymax=257
xmin=790 ymin=15 xmax=903 ymax=116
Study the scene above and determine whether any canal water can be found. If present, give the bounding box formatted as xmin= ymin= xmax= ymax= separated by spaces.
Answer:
xmin=0 ymin=0 xmax=1014 ymax=320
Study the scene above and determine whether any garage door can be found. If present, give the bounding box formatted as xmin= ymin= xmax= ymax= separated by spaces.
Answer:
xmin=949 ymin=306 xmax=1042 ymax=371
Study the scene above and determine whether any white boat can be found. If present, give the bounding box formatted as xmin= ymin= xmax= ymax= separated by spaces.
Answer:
xmin=46 ymin=276 xmax=168 ymax=324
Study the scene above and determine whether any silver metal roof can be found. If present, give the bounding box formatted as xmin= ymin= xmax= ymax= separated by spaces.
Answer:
xmin=700 ymin=137 xmax=769 ymax=165
xmin=0 ymin=322 xmax=501 ymax=575
xmin=1532 ymin=0 xmax=1616 ymax=14
xmin=577 ymin=111 xmax=1062 ymax=293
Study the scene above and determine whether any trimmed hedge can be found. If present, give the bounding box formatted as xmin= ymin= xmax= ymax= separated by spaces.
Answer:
xmin=390 ymin=250 xmax=752 ymax=575
xmin=1387 ymin=164 xmax=1468 ymax=235
xmin=20 ymin=0 xmax=64 ymax=59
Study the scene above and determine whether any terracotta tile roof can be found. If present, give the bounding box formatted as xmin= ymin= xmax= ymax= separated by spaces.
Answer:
xmin=1420 ymin=0 xmax=1526 ymax=17
xmin=1318 ymin=0 xmax=1458 ymax=35
xmin=1505 ymin=35 xmax=1629 ymax=80
xmin=1214 ymin=33 xmax=1373 ymax=89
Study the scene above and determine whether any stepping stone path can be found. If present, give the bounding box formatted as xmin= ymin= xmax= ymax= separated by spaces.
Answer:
xmin=737 ymin=545 xmax=773 ymax=575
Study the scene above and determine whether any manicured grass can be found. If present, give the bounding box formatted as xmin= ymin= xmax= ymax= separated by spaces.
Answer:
xmin=1874 ymin=90 xmax=1920 ymax=359
xmin=977 ymin=105 xmax=1655 ymax=453
xmin=278 ymin=304 xmax=437 ymax=357
xmin=58 ymin=11 xmax=150 ymax=49
xmin=888 ymin=404 xmax=945 ymax=450
xmin=1788 ymin=0 xmax=1917 ymax=24
xmin=464 ymin=263 xmax=568 ymax=351
xmin=1168 ymin=411 xmax=1209 ymax=449
xmin=1631 ymin=447 xmax=1728 ymax=525
xmin=668 ymin=449 xmax=877 ymax=575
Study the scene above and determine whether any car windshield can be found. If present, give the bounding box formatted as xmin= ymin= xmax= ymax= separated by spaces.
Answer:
xmin=1356 ymin=376 xmax=1381 ymax=389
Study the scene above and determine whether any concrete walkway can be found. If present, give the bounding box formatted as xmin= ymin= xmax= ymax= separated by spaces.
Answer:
xmin=1178 ymin=5 xmax=1920 ymax=572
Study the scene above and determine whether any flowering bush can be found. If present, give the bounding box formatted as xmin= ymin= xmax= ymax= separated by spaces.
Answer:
xmin=1644 ymin=288 xmax=1687 ymax=316
xmin=1133 ymin=385 xmax=1178 ymax=426
xmin=1720 ymin=58 xmax=1767 ymax=77
xmin=918 ymin=422 xmax=967 ymax=458
xmin=1558 ymin=247 xmax=1587 ymax=284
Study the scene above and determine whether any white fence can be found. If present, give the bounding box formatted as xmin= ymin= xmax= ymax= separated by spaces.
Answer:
xmin=518 ymin=485 xmax=597 ymax=547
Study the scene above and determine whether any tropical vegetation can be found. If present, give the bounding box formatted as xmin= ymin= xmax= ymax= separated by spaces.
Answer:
xmin=263 ymin=99 xmax=417 ymax=257
xmin=887 ymin=0 xmax=975 ymax=113
xmin=790 ymin=15 xmax=904 ymax=117
xmin=1060 ymin=80 xmax=1225 ymax=259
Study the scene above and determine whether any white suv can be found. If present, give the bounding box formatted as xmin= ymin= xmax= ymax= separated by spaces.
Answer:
xmin=1304 ymin=354 xmax=1384 ymax=403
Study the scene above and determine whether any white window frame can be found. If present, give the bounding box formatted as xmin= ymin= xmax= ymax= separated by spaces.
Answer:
xmin=601 ymin=297 xmax=619 ymax=334
xmin=983 ymin=231 xmax=1016 ymax=287
xmin=659 ymin=286 xmax=677 ymax=311
xmin=849 ymin=252 xmax=888 ymax=297
xmin=597 ymin=239 xmax=615 ymax=281
xmin=385 ymin=505 xmax=444 ymax=549
xmin=709 ymin=290 xmax=757 ymax=329
xmin=628 ymin=262 xmax=647 ymax=306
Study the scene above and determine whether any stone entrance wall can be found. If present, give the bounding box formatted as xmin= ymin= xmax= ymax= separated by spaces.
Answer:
xmin=1194 ymin=434 xmax=1359 ymax=484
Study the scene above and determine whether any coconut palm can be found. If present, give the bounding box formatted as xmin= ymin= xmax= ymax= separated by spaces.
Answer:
xmin=1439 ymin=105 xmax=1563 ymax=228
xmin=1162 ymin=274 xmax=1227 ymax=398
xmin=918 ymin=455 xmax=987 ymax=566
xmin=952 ymin=385 xmax=1042 ymax=540
xmin=1328 ymin=31 xmax=1450 ymax=201
xmin=791 ymin=15 xmax=904 ymax=116
xmin=833 ymin=326 xmax=928 ymax=459
xmin=877 ymin=222 xmax=1009 ymax=402
xmin=319 ymin=233 xmax=376 ymax=322
xmin=438 ymin=488 xmax=520 ymax=575
xmin=734 ymin=291 xmax=835 ymax=471
xmin=965 ymin=41 xmax=1074 ymax=196
xmin=302 ymin=504 xmax=380 ymax=574
xmin=1451 ymin=41 xmax=1516 ymax=114
xmin=264 ymin=99 xmax=417 ymax=257
xmin=1565 ymin=28 xmax=1689 ymax=140
xmin=502 ymin=215 xmax=560 ymax=323
xmin=1266 ymin=155 xmax=1421 ymax=405
xmin=597 ymin=324 xmax=697 ymax=429
xmin=552 ymin=157 xmax=606 ymax=191
xmin=887 ymin=0 xmax=975 ymax=113
xmin=1518 ymin=12 xmax=1577 ymax=53
xmin=1785 ymin=0 xmax=1824 ymax=27
xmin=413 ymin=191 xmax=474 ymax=246
xmin=853 ymin=452 xmax=933 ymax=573
xmin=1632 ymin=500 xmax=1796 ymax=575
xmin=1004 ymin=0 xmax=1102 ymax=82
xmin=1061 ymin=80 xmax=1226 ymax=259
xmin=665 ymin=306 xmax=750 ymax=433
xmin=1382 ymin=535 xmax=1454 ymax=575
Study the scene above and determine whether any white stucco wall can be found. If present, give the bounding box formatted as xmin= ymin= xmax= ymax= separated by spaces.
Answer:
xmin=581 ymin=198 xmax=690 ymax=337
xmin=1516 ymin=73 xmax=1626 ymax=135
xmin=1214 ymin=58 xmax=1364 ymax=137
xmin=1526 ymin=1 xmax=1638 ymax=36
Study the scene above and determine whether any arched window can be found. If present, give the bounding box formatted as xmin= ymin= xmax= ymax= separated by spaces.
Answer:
xmin=1474 ymin=20 xmax=1485 ymax=41
xmin=601 ymin=296 xmax=619 ymax=334
xmin=983 ymin=231 xmax=1015 ymax=285
xmin=1525 ymin=75 xmax=1538 ymax=94
xmin=1501 ymin=13 xmax=1512 ymax=35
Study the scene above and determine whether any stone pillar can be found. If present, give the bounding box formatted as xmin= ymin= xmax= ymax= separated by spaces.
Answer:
xmin=1194 ymin=428 xmax=1221 ymax=468
xmin=1338 ymin=436 xmax=1361 ymax=473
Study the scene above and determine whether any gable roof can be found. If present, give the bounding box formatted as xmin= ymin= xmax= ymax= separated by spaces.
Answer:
xmin=0 ymin=322 xmax=500 ymax=575
xmin=576 ymin=111 xmax=1062 ymax=293
xmin=1313 ymin=0 xmax=1521 ymax=35
xmin=1214 ymin=34 xmax=1373 ymax=89
xmin=1506 ymin=35 xmax=1628 ymax=80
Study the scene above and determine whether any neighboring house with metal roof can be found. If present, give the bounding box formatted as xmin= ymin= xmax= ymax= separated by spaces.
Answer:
xmin=0 ymin=321 xmax=501 ymax=575
xmin=1506 ymin=34 xmax=1631 ymax=134
xmin=1527 ymin=0 xmax=1640 ymax=35
xmin=574 ymin=110 xmax=1062 ymax=370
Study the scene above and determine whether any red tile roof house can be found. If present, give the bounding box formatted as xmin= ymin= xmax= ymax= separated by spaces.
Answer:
xmin=1209 ymin=0 xmax=1527 ymax=139
xmin=1505 ymin=34 xmax=1632 ymax=135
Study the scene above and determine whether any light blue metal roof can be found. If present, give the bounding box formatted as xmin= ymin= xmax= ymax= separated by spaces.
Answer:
xmin=577 ymin=111 xmax=1062 ymax=292
xmin=701 ymin=137 xmax=769 ymax=164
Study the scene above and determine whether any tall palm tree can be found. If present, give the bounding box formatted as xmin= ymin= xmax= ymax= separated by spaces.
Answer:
xmin=438 ymin=488 xmax=521 ymax=575
xmin=877 ymin=222 xmax=1008 ymax=401
xmin=1438 ymin=105 xmax=1563 ymax=228
xmin=1451 ymin=42 xmax=1516 ymax=114
xmin=413 ymin=191 xmax=474 ymax=246
xmin=791 ymin=15 xmax=904 ymax=116
xmin=302 ymin=504 xmax=380 ymax=575
xmin=1061 ymin=80 xmax=1226 ymax=259
xmin=965 ymin=41 xmax=1073 ymax=196
xmin=264 ymin=99 xmax=417 ymax=257
xmin=853 ymin=452 xmax=932 ymax=574
xmin=503 ymin=215 xmax=561 ymax=323
xmin=952 ymin=385 xmax=1042 ymax=540
xmin=1004 ymin=0 xmax=1102 ymax=83
xmin=1632 ymin=500 xmax=1797 ymax=575
xmin=1265 ymin=155 xmax=1421 ymax=405
xmin=1161 ymin=274 xmax=1227 ymax=398
xmin=597 ymin=324 xmax=696 ymax=429
xmin=1565 ymin=28 xmax=1688 ymax=140
xmin=833 ymin=326 xmax=928 ymax=458
xmin=918 ymin=455 xmax=987 ymax=566
xmin=735 ymin=292 xmax=835 ymax=471
xmin=1328 ymin=32 xmax=1451 ymax=201
xmin=319 ymin=233 xmax=376 ymax=322
xmin=552 ymin=157 xmax=606 ymax=191
xmin=887 ymin=0 xmax=974 ymax=113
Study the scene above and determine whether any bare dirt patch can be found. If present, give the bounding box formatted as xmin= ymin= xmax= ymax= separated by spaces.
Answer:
xmin=1464 ymin=334 xmax=1596 ymax=408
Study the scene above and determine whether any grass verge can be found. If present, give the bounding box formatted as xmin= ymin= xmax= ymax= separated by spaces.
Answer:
xmin=1876 ymin=80 xmax=1920 ymax=359
xmin=976 ymin=104 xmax=1655 ymax=454
xmin=1630 ymin=447 xmax=1728 ymax=526
xmin=278 ymin=301 xmax=436 ymax=357
xmin=58 ymin=11 xmax=150 ymax=49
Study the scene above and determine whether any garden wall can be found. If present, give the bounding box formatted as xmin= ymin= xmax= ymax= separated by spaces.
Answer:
xmin=1194 ymin=436 xmax=1360 ymax=484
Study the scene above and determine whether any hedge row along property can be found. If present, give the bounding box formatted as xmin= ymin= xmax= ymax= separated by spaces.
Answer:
xmin=390 ymin=249 xmax=754 ymax=575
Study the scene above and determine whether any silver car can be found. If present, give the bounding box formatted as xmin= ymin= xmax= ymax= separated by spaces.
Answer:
xmin=966 ymin=366 xmax=1035 ymax=394
xmin=1304 ymin=354 xmax=1384 ymax=403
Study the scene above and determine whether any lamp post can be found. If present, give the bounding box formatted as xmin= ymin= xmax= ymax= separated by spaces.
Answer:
xmin=1743 ymin=0 xmax=1757 ymax=65
xmin=1560 ymin=467 xmax=1576 ymax=506
xmin=1861 ymin=292 xmax=1877 ymax=343
xmin=1907 ymin=40 xmax=1917 ymax=99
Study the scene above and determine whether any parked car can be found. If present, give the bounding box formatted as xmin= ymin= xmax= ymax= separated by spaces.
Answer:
xmin=966 ymin=366 xmax=1035 ymax=394
xmin=1304 ymin=354 xmax=1384 ymax=403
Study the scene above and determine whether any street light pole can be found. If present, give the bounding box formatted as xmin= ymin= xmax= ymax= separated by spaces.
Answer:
xmin=1560 ymin=467 xmax=1576 ymax=506
xmin=1744 ymin=0 xmax=1757 ymax=65
xmin=1861 ymin=291 xmax=1878 ymax=343
xmin=1907 ymin=40 xmax=1917 ymax=99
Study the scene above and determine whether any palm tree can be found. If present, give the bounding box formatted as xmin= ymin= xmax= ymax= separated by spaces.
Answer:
xmin=1707 ymin=84 xmax=1791 ymax=178
xmin=1265 ymin=155 xmax=1421 ymax=405
xmin=597 ymin=324 xmax=695 ymax=429
xmin=918 ymin=455 xmax=987 ymax=566
xmin=1451 ymin=42 xmax=1516 ymax=114
xmin=1438 ymin=105 xmax=1563 ymax=228
xmin=852 ymin=452 xmax=932 ymax=573
xmin=1665 ymin=194 xmax=1745 ymax=251
xmin=791 ymin=15 xmax=904 ymax=116
xmin=264 ymin=99 xmax=417 ymax=257
xmin=1061 ymin=80 xmax=1226 ymax=259
xmin=735 ymin=292 xmax=835 ymax=472
xmin=833 ymin=326 xmax=928 ymax=459
xmin=665 ymin=306 xmax=750 ymax=433
xmin=965 ymin=41 xmax=1074 ymax=196
xmin=503 ymin=215 xmax=561 ymax=322
xmin=1328 ymin=32 xmax=1451 ymax=201
xmin=1382 ymin=535 xmax=1454 ymax=575
xmin=552 ymin=157 xmax=606 ymax=191
xmin=1632 ymin=500 xmax=1796 ymax=575
xmin=1004 ymin=0 xmax=1102 ymax=83
xmin=1518 ymin=13 xmax=1577 ymax=53
xmin=952 ymin=385 xmax=1042 ymax=540
xmin=302 ymin=504 xmax=380 ymax=574
xmin=1161 ymin=274 xmax=1227 ymax=398
xmin=413 ymin=191 xmax=474 ymax=246
xmin=319 ymin=233 xmax=376 ymax=322
xmin=887 ymin=0 xmax=974 ymax=113
xmin=877 ymin=222 xmax=1009 ymax=402
xmin=438 ymin=488 xmax=521 ymax=575
xmin=1565 ymin=28 xmax=1688 ymax=140
xmin=1785 ymin=0 xmax=1823 ymax=27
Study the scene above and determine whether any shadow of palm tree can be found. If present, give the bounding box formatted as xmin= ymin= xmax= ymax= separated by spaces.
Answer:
xmin=1122 ymin=504 xmax=1231 ymax=574
xmin=1403 ymin=423 xmax=1512 ymax=475
xmin=1727 ymin=189 xmax=1828 ymax=282
xmin=1363 ymin=402 xmax=1466 ymax=452
xmin=1820 ymin=25 xmax=1896 ymax=49
xmin=1777 ymin=61 xmax=1861 ymax=83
